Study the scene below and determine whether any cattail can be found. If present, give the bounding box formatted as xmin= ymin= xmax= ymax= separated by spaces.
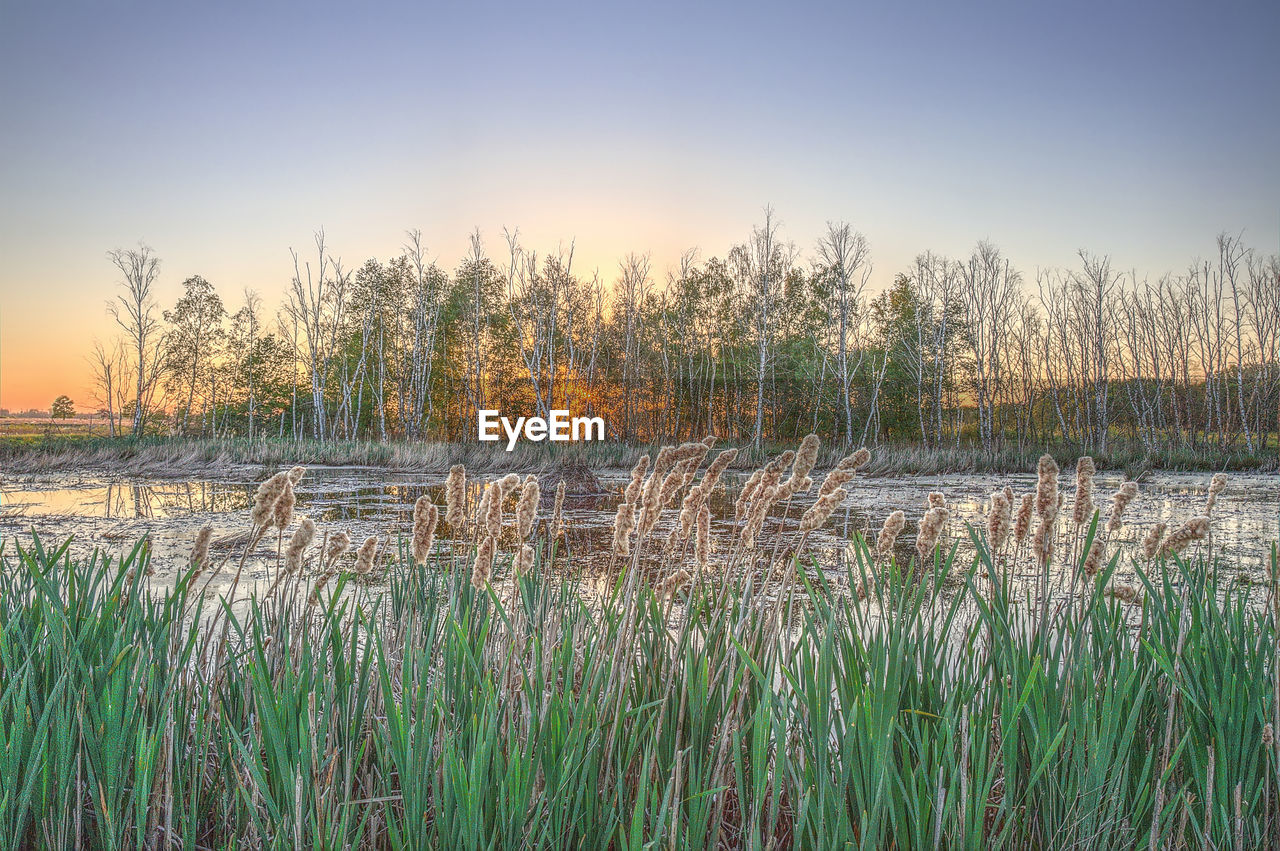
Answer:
xmin=1107 ymin=584 xmax=1139 ymax=603
xmin=412 ymin=496 xmax=439 ymax=565
xmin=987 ymin=492 xmax=1011 ymax=552
xmin=800 ymin=487 xmax=845 ymax=532
xmin=1013 ymin=493 xmax=1034 ymax=546
xmin=515 ymin=478 xmax=539 ymax=539
xmin=1035 ymin=454 xmax=1059 ymax=518
xmin=273 ymin=480 xmax=296 ymax=530
xmin=876 ymin=510 xmax=906 ymax=560
xmin=695 ymin=504 xmax=711 ymax=565
xmin=354 ymin=536 xmax=378 ymax=575
xmin=740 ymin=486 xmax=779 ymax=549
xmin=1082 ymin=538 xmax=1104 ymax=578
xmin=659 ymin=464 xmax=688 ymax=507
xmin=735 ymin=468 xmax=764 ymax=521
xmin=549 ymin=481 xmax=566 ymax=540
xmin=701 ymin=434 xmax=718 ymax=448
xmin=657 ymin=568 xmax=693 ymax=598
xmin=624 ymin=455 xmax=650 ymax=504
xmin=307 ymin=570 xmax=337 ymax=606
xmin=928 ymin=492 xmax=946 ymax=509
xmin=1142 ymin=522 xmax=1167 ymax=559
xmin=1205 ymin=473 xmax=1228 ymax=515
xmin=485 ymin=483 xmax=504 ymax=540
xmin=325 ymin=530 xmax=351 ymax=567
xmin=784 ymin=434 xmax=821 ymax=494
xmin=1159 ymin=517 xmax=1210 ymax=557
xmin=444 ymin=464 xmax=466 ymax=528
xmin=612 ymin=503 xmax=636 ymax=556
xmin=1106 ymin=481 xmax=1138 ymax=535
xmin=285 ymin=517 xmax=316 ymax=573
xmin=1072 ymin=456 xmax=1096 ymax=527
xmin=1003 ymin=484 xmax=1014 ymax=507
xmin=191 ymin=524 xmax=213 ymax=575
xmin=287 ymin=465 xmax=306 ymax=484
xmin=471 ymin=536 xmax=496 ymax=588
xmin=916 ymin=507 xmax=948 ymax=563
xmin=835 ymin=447 xmax=872 ymax=473
xmin=515 ymin=543 xmax=535 ymax=575
xmin=251 ymin=471 xmax=289 ymax=528
xmin=1263 ymin=724 xmax=1274 ymax=747
xmin=1033 ymin=498 xmax=1058 ymax=569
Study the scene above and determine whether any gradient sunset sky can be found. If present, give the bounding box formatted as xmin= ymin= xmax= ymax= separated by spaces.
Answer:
xmin=1 ymin=0 xmax=1277 ymax=411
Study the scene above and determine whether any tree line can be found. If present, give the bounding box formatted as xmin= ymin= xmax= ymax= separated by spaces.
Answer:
xmin=91 ymin=210 xmax=1280 ymax=454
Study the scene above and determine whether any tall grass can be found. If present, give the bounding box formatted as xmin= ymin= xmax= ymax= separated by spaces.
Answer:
xmin=1 ymin=433 xmax=1275 ymax=477
xmin=0 ymin=528 xmax=1277 ymax=847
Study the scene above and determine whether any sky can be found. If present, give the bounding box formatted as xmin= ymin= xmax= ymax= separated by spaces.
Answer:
xmin=0 ymin=0 xmax=1277 ymax=411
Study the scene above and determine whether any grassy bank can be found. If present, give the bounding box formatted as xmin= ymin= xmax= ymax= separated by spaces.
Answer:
xmin=0 ymin=433 xmax=1274 ymax=478
xmin=1 ymin=531 xmax=1277 ymax=848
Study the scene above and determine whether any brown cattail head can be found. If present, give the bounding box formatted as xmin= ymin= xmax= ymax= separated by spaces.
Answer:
xmin=325 ymin=530 xmax=351 ymax=566
xmin=1014 ymin=493 xmax=1035 ymax=546
xmin=273 ymin=480 xmax=296 ymax=530
xmin=1159 ymin=516 xmax=1210 ymax=557
xmin=695 ymin=504 xmax=711 ymax=566
xmin=354 ymin=536 xmax=378 ymax=575
xmin=285 ymin=516 xmax=316 ymax=573
xmin=485 ymin=483 xmax=504 ymax=541
xmin=549 ymin=481 xmax=567 ymax=540
xmin=928 ymin=492 xmax=946 ymax=509
xmin=915 ymin=506 xmax=948 ymax=563
xmin=287 ymin=465 xmax=306 ymax=485
xmin=471 ymin=536 xmax=496 ymax=588
xmin=1082 ymin=537 xmax=1104 ymax=578
xmin=1003 ymin=484 xmax=1014 ymax=506
xmin=1142 ymin=522 xmax=1167 ymax=559
xmin=740 ymin=485 xmax=780 ymax=549
xmin=191 ymin=524 xmax=213 ymax=575
xmin=1033 ymin=499 xmax=1058 ymax=569
xmin=1205 ymin=473 xmax=1228 ymax=515
xmin=1035 ymin=454 xmax=1060 ymax=519
xmin=656 ymin=568 xmax=693 ymax=598
xmin=1072 ymin=456 xmax=1096 ymax=527
xmin=515 ymin=543 xmax=535 ymax=575
xmin=735 ymin=468 xmax=765 ymax=521
xmin=1108 ymin=584 xmax=1139 ymax=603
xmin=785 ymin=434 xmax=821 ymax=494
xmin=412 ymin=496 xmax=439 ymax=565
xmin=800 ymin=487 xmax=845 ymax=532
xmin=987 ymin=492 xmax=1012 ymax=552
xmin=612 ymin=502 xmax=636 ymax=556
xmin=1263 ymin=724 xmax=1275 ymax=747
xmin=444 ymin=464 xmax=467 ymax=529
xmin=251 ymin=471 xmax=289 ymax=528
xmin=515 ymin=478 xmax=540 ymax=540
xmin=624 ymin=455 xmax=650 ymax=504
xmin=1106 ymin=481 xmax=1138 ymax=535
xmin=837 ymin=448 xmax=872 ymax=472
xmin=702 ymin=434 xmax=718 ymax=448
xmin=877 ymin=510 xmax=906 ymax=560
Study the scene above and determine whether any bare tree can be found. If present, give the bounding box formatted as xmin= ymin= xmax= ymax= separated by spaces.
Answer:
xmin=107 ymin=244 xmax=164 ymax=436
xmin=815 ymin=222 xmax=871 ymax=447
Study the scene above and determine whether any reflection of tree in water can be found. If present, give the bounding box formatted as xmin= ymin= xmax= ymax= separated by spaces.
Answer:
xmin=100 ymin=481 xmax=257 ymax=519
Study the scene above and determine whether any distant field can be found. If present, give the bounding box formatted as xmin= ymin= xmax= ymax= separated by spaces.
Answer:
xmin=0 ymin=416 xmax=108 ymax=442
